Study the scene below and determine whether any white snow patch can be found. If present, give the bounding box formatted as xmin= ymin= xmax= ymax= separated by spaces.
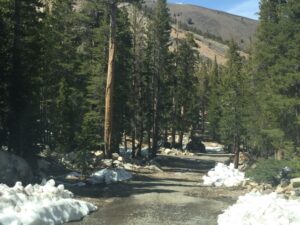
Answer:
xmin=65 ymin=171 xmax=82 ymax=179
xmin=203 ymin=163 xmax=245 ymax=187
xmin=205 ymin=146 xmax=223 ymax=152
xmin=218 ymin=192 xmax=300 ymax=225
xmin=0 ymin=180 xmax=97 ymax=225
xmin=88 ymin=168 xmax=132 ymax=184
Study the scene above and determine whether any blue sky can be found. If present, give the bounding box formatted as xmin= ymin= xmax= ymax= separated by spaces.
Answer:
xmin=167 ymin=0 xmax=260 ymax=20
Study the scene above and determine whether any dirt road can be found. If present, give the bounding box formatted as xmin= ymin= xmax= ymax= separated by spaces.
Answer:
xmin=67 ymin=154 xmax=247 ymax=225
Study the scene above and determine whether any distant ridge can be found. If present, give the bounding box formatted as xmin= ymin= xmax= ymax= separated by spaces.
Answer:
xmin=144 ymin=0 xmax=258 ymax=51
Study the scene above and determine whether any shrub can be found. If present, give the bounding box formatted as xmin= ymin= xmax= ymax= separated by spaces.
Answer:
xmin=246 ymin=159 xmax=300 ymax=185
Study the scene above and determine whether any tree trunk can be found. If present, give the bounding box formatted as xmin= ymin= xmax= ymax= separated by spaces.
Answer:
xmin=147 ymin=128 xmax=151 ymax=151
xmin=135 ymin=122 xmax=143 ymax=158
xmin=178 ymin=105 xmax=185 ymax=149
xmin=152 ymin=78 xmax=160 ymax=158
xmin=124 ymin=132 xmax=127 ymax=151
xmin=9 ymin=0 xmax=23 ymax=156
xmin=131 ymin=129 xmax=136 ymax=158
xmin=233 ymin=135 xmax=240 ymax=169
xmin=104 ymin=2 xmax=117 ymax=158
xmin=164 ymin=128 xmax=168 ymax=144
xmin=171 ymin=95 xmax=176 ymax=148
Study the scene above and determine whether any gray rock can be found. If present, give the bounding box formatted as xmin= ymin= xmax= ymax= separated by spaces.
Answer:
xmin=112 ymin=153 xmax=120 ymax=160
xmin=37 ymin=158 xmax=51 ymax=171
xmin=100 ymin=159 xmax=113 ymax=168
xmin=0 ymin=151 xmax=33 ymax=186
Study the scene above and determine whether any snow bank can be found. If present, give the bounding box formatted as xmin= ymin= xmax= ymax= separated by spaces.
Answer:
xmin=218 ymin=192 xmax=300 ymax=225
xmin=203 ymin=163 xmax=245 ymax=187
xmin=88 ymin=168 xmax=132 ymax=184
xmin=0 ymin=180 xmax=97 ymax=225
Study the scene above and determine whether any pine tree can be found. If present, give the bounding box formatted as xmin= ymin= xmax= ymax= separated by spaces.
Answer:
xmin=5 ymin=0 xmax=45 ymax=158
xmin=220 ymin=41 xmax=248 ymax=168
xmin=146 ymin=0 xmax=171 ymax=157
xmin=175 ymin=35 xmax=199 ymax=147
xmin=253 ymin=0 xmax=299 ymax=156
xmin=208 ymin=57 xmax=222 ymax=141
xmin=103 ymin=0 xmax=141 ymax=158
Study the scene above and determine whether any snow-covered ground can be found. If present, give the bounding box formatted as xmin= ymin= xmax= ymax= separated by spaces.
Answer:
xmin=88 ymin=168 xmax=133 ymax=184
xmin=218 ymin=192 xmax=300 ymax=225
xmin=0 ymin=180 xmax=97 ymax=225
xmin=203 ymin=163 xmax=245 ymax=187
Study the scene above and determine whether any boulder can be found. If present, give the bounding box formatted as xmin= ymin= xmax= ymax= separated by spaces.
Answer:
xmin=65 ymin=151 xmax=77 ymax=162
xmin=117 ymin=156 xmax=124 ymax=162
xmin=37 ymin=158 xmax=51 ymax=171
xmin=112 ymin=153 xmax=120 ymax=160
xmin=186 ymin=136 xmax=206 ymax=153
xmin=0 ymin=151 xmax=33 ymax=186
xmin=291 ymin=178 xmax=300 ymax=188
xmin=94 ymin=150 xmax=104 ymax=159
xmin=275 ymin=184 xmax=293 ymax=194
xmin=100 ymin=159 xmax=113 ymax=168
xmin=291 ymin=188 xmax=300 ymax=197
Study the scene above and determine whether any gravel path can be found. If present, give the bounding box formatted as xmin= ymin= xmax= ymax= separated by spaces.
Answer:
xmin=67 ymin=154 xmax=247 ymax=225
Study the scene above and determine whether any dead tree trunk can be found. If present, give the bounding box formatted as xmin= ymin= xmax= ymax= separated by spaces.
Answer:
xmin=104 ymin=2 xmax=117 ymax=158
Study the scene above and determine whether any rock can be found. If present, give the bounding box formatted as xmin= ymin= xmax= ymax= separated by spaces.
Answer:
xmin=186 ymin=136 xmax=206 ymax=153
xmin=66 ymin=172 xmax=81 ymax=180
xmin=291 ymin=178 xmax=300 ymax=188
xmin=249 ymin=181 xmax=259 ymax=187
xmin=250 ymin=163 xmax=257 ymax=169
xmin=37 ymin=158 xmax=51 ymax=171
xmin=280 ymin=178 xmax=290 ymax=187
xmin=123 ymin=163 xmax=141 ymax=171
xmin=290 ymin=188 xmax=300 ymax=197
xmin=113 ymin=160 xmax=123 ymax=167
xmin=100 ymin=159 xmax=113 ymax=168
xmin=0 ymin=151 xmax=33 ymax=186
xmin=149 ymin=159 xmax=161 ymax=167
xmin=117 ymin=156 xmax=124 ymax=162
xmin=242 ymin=179 xmax=251 ymax=187
xmin=276 ymin=184 xmax=293 ymax=194
xmin=65 ymin=151 xmax=77 ymax=162
xmin=94 ymin=150 xmax=104 ymax=159
xmin=123 ymin=163 xmax=134 ymax=171
xmin=144 ymin=165 xmax=163 ymax=172
xmin=112 ymin=153 xmax=120 ymax=160
xmin=165 ymin=149 xmax=173 ymax=155
xmin=261 ymin=183 xmax=273 ymax=191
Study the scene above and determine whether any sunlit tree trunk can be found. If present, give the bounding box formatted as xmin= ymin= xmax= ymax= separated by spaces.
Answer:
xmin=104 ymin=2 xmax=117 ymax=158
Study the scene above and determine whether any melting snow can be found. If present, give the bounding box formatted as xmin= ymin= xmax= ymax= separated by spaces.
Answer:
xmin=88 ymin=168 xmax=132 ymax=184
xmin=0 ymin=180 xmax=97 ymax=225
xmin=203 ymin=163 xmax=245 ymax=187
xmin=218 ymin=192 xmax=300 ymax=225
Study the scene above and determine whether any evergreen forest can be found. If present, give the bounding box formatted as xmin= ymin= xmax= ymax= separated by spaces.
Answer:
xmin=0 ymin=0 xmax=299 ymax=170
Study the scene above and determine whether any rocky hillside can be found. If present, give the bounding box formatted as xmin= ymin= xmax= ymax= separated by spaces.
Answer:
xmin=144 ymin=0 xmax=258 ymax=63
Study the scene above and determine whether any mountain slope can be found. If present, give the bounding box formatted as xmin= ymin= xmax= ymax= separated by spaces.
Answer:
xmin=144 ymin=1 xmax=258 ymax=51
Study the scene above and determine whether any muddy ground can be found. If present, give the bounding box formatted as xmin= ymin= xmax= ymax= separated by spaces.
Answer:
xmin=66 ymin=154 xmax=247 ymax=225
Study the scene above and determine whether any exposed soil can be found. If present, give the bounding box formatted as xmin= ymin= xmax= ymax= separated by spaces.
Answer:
xmin=66 ymin=154 xmax=248 ymax=225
